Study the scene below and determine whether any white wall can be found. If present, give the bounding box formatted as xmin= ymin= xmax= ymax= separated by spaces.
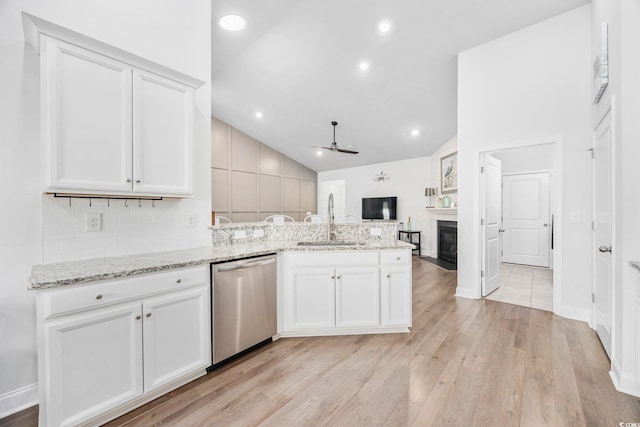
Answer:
xmin=491 ymin=143 xmax=555 ymax=175
xmin=318 ymin=157 xmax=433 ymax=254
xmin=457 ymin=6 xmax=592 ymax=320
xmin=592 ymin=0 xmax=640 ymax=397
xmin=0 ymin=0 xmax=211 ymax=417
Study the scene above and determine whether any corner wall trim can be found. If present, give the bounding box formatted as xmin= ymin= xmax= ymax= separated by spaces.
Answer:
xmin=0 ymin=383 xmax=38 ymax=419
xmin=610 ymin=357 xmax=640 ymax=398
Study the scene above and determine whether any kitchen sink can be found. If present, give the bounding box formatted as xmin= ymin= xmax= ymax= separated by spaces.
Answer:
xmin=297 ymin=241 xmax=366 ymax=247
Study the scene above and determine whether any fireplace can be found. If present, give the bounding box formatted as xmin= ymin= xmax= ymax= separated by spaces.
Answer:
xmin=437 ymin=221 xmax=457 ymax=264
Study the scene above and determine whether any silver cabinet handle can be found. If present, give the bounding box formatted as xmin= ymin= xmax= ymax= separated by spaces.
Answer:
xmin=499 ymin=229 xmax=505 ymax=233
xmin=176 ymin=279 xmax=182 ymax=284
xmin=136 ymin=315 xmax=141 ymax=320
xmin=146 ymin=313 xmax=152 ymax=318
xmin=543 ymin=223 xmax=549 ymax=227
xmin=387 ymin=274 xmax=391 ymax=278
xmin=337 ymin=276 xmax=341 ymax=279
xmin=135 ymin=179 xmax=141 ymax=183
xmin=96 ymin=294 xmax=103 ymax=300
xmin=396 ymin=257 xmax=401 ymax=261
xmin=126 ymin=178 xmax=132 ymax=183
xmin=598 ymin=246 xmax=612 ymax=253
xmin=331 ymin=275 xmax=335 ymax=279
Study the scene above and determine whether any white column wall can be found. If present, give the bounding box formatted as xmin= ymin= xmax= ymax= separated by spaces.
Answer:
xmin=457 ymin=6 xmax=592 ymax=319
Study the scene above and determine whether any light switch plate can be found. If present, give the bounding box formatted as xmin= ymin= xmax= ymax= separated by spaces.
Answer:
xmin=570 ymin=211 xmax=582 ymax=224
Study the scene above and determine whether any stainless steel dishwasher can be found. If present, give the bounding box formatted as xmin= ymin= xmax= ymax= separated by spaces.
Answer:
xmin=210 ymin=254 xmax=277 ymax=367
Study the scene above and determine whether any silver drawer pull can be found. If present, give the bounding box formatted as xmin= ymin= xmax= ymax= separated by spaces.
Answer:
xmin=146 ymin=313 xmax=152 ymax=318
xmin=96 ymin=294 xmax=103 ymax=300
xmin=387 ymin=274 xmax=391 ymax=278
xmin=396 ymin=257 xmax=401 ymax=261
xmin=337 ymin=276 xmax=341 ymax=279
xmin=136 ymin=315 xmax=141 ymax=320
xmin=176 ymin=279 xmax=182 ymax=284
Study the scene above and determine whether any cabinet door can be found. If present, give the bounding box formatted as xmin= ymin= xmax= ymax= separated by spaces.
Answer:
xmin=380 ymin=266 xmax=412 ymax=327
xmin=288 ymin=268 xmax=335 ymax=329
xmin=133 ymin=70 xmax=194 ymax=196
xmin=335 ymin=267 xmax=380 ymax=328
xmin=142 ymin=286 xmax=210 ymax=392
xmin=42 ymin=36 xmax=133 ymax=193
xmin=45 ymin=303 xmax=142 ymax=427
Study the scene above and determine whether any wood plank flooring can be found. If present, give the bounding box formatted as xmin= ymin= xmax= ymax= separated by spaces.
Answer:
xmin=3 ymin=258 xmax=639 ymax=426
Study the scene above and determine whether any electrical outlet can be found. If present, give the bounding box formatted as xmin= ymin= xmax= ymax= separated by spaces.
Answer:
xmin=370 ymin=227 xmax=382 ymax=236
xmin=85 ymin=213 xmax=102 ymax=232
xmin=186 ymin=215 xmax=197 ymax=228
xmin=234 ymin=230 xmax=247 ymax=239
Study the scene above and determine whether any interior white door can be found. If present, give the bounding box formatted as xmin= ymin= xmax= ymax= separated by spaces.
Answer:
xmin=482 ymin=154 xmax=502 ymax=296
xmin=594 ymin=110 xmax=613 ymax=358
xmin=502 ymin=173 xmax=551 ymax=267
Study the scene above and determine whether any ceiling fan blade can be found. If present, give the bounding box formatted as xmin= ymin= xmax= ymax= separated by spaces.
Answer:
xmin=336 ymin=148 xmax=359 ymax=154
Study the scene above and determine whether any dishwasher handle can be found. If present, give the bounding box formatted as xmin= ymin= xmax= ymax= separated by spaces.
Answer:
xmin=216 ymin=257 xmax=276 ymax=273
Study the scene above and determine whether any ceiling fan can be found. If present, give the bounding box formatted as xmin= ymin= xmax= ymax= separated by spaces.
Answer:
xmin=312 ymin=121 xmax=359 ymax=154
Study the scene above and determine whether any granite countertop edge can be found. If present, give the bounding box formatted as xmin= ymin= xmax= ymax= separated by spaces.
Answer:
xmin=29 ymin=240 xmax=415 ymax=290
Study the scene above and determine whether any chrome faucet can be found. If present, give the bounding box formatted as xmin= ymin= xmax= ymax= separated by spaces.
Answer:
xmin=327 ymin=193 xmax=335 ymax=240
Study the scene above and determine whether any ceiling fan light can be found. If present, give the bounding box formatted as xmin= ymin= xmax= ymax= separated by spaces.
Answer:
xmin=378 ymin=20 xmax=392 ymax=33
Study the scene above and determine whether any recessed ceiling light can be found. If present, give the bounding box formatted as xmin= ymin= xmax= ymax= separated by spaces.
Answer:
xmin=316 ymin=150 xmax=323 ymax=156
xmin=378 ymin=20 xmax=392 ymax=33
xmin=219 ymin=14 xmax=246 ymax=31
xmin=410 ymin=129 xmax=420 ymax=136
xmin=358 ymin=61 xmax=370 ymax=72
xmin=255 ymin=111 xmax=263 ymax=119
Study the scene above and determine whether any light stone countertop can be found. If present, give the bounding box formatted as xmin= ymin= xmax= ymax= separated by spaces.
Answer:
xmin=29 ymin=240 xmax=415 ymax=290
xmin=630 ymin=261 xmax=640 ymax=273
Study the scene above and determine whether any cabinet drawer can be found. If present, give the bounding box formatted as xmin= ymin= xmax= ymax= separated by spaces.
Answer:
xmin=287 ymin=251 xmax=379 ymax=267
xmin=380 ymin=250 xmax=411 ymax=265
xmin=42 ymin=266 xmax=208 ymax=319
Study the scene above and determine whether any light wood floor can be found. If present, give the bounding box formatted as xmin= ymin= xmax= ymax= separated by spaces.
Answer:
xmin=4 ymin=258 xmax=639 ymax=426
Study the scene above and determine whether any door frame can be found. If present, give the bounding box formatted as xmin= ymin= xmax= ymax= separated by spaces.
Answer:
xmin=476 ymin=138 xmax=563 ymax=315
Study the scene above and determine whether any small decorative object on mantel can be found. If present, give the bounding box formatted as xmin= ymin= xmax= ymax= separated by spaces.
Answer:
xmin=441 ymin=152 xmax=457 ymax=194
xmin=373 ymin=171 xmax=390 ymax=182
xmin=593 ymin=21 xmax=608 ymax=104
xmin=442 ymin=194 xmax=452 ymax=208
xmin=425 ymin=187 xmax=437 ymax=208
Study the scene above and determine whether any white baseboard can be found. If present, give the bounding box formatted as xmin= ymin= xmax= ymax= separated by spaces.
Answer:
xmin=0 ymin=383 xmax=38 ymax=419
xmin=557 ymin=305 xmax=590 ymax=323
xmin=455 ymin=286 xmax=478 ymax=299
xmin=610 ymin=357 xmax=640 ymax=398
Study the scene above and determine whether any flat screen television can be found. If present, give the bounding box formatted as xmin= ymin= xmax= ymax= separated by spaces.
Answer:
xmin=362 ymin=196 xmax=397 ymax=220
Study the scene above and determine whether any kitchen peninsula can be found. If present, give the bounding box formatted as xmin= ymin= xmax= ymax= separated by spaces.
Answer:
xmin=28 ymin=222 xmax=413 ymax=427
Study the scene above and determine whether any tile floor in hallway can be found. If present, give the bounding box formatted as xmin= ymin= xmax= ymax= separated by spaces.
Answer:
xmin=485 ymin=262 xmax=553 ymax=311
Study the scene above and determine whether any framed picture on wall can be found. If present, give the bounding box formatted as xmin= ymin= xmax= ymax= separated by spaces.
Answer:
xmin=441 ymin=151 xmax=457 ymax=194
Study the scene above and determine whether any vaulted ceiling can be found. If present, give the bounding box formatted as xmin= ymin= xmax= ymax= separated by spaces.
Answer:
xmin=211 ymin=0 xmax=590 ymax=172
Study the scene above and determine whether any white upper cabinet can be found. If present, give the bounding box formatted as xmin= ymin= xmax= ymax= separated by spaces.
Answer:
xmin=26 ymin=14 xmax=203 ymax=197
xmin=132 ymin=71 xmax=193 ymax=195
xmin=43 ymin=37 xmax=133 ymax=193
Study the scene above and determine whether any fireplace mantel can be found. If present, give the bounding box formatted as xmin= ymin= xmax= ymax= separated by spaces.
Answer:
xmin=425 ymin=208 xmax=458 ymax=214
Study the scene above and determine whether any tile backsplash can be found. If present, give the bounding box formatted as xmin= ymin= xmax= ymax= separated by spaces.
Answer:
xmin=41 ymin=194 xmax=210 ymax=264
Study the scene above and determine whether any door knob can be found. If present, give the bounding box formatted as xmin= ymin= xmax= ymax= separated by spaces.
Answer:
xmin=543 ymin=223 xmax=549 ymax=227
xmin=598 ymin=245 xmax=612 ymax=253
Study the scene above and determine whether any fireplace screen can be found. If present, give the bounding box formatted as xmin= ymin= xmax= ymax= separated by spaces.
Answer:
xmin=437 ymin=221 xmax=457 ymax=264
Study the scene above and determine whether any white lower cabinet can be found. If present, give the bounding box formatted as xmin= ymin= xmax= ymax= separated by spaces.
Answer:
xmin=335 ymin=267 xmax=380 ymax=328
xmin=36 ymin=266 xmax=211 ymax=427
xmin=281 ymin=250 xmax=410 ymax=335
xmin=45 ymin=303 xmax=143 ymax=427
